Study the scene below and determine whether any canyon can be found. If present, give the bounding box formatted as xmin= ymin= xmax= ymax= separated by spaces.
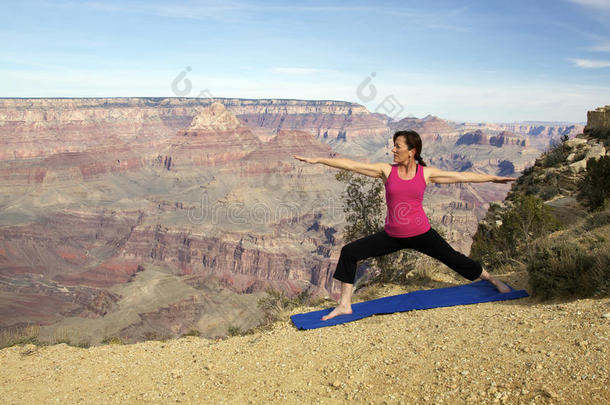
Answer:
xmin=0 ymin=97 xmax=583 ymax=343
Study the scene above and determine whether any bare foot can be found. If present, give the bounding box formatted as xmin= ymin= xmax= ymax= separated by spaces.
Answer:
xmin=480 ymin=269 xmax=511 ymax=293
xmin=321 ymin=303 xmax=352 ymax=321
xmin=488 ymin=278 xmax=511 ymax=293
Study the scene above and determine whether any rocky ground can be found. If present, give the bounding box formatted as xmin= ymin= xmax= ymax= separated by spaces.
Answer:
xmin=0 ymin=270 xmax=608 ymax=404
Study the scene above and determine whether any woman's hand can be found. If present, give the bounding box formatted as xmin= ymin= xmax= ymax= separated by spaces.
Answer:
xmin=492 ymin=176 xmax=517 ymax=183
xmin=293 ymin=155 xmax=319 ymax=164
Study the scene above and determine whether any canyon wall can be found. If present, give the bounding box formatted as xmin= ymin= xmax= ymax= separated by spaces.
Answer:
xmin=0 ymin=97 xmax=576 ymax=341
xmin=586 ymin=105 xmax=610 ymax=131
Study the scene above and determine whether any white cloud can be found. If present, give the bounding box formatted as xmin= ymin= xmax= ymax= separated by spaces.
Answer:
xmin=568 ymin=0 xmax=610 ymax=9
xmin=587 ymin=43 xmax=610 ymax=52
xmin=569 ymin=58 xmax=610 ymax=68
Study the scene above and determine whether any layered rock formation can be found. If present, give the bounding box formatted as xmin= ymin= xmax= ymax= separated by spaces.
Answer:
xmin=489 ymin=131 xmax=527 ymax=147
xmin=166 ymin=103 xmax=262 ymax=168
xmin=0 ymin=97 xmax=577 ymax=342
xmin=455 ymin=130 xmax=527 ymax=148
xmin=473 ymin=122 xmax=583 ymax=138
xmin=585 ymin=105 xmax=610 ymax=134
xmin=456 ymin=130 xmax=487 ymax=146
xmin=390 ymin=115 xmax=455 ymax=141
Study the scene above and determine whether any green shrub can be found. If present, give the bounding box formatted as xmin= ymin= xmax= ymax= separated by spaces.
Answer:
xmin=541 ymin=135 xmax=570 ymax=168
xmin=335 ymin=170 xmax=385 ymax=242
xmin=74 ymin=340 xmax=91 ymax=349
xmin=578 ymin=155 xmax=610 ymax=210
xmin=582 ymin=209 xmax=610 ymax=231
xmin=538 ymin=184 xmax=561 ymax=201
xmin=181 ymin=329 xmax=201 ymax=338
xmin=101 ymin=336 xmax=123 ymax=345
xmin=527 ymin=236 xmax=609 ymax=299
xmin=227 ymin=326 xmax=243 ymax=336
xmin=257 ymin=287 xmax=320 ymax=324
xmin=471 ymin=194 xmax=560 ymax=269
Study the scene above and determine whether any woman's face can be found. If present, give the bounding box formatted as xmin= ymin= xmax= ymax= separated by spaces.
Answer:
xmin=392 ymin=136 xmax=415 ymax=164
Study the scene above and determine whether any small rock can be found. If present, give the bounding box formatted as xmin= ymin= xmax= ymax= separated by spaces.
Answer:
xmin=331 ymin=380 xmax=341 ymax=388
xmin=565 ymin=138 xmax=587 ymax=147
xmin=602 ymin=313 xmax=610 ymax=319
xmin=541 ymin=387 xmax=558 ymax=399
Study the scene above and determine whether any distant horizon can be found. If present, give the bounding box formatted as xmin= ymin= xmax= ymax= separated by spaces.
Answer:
xmin=2 ymin=0 xmax=609 ymax=123
xmin=0 ymin=96 xmax=588 ymax=125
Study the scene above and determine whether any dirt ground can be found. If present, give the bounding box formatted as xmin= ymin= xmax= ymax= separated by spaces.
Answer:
xmin=1 ymin=271 xmax=608 ymax=404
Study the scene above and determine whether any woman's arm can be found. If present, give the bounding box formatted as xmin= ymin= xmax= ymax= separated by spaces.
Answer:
xmin=293 ymin=155 xmax=390 ymax=179
xmin=425 ymin=166 xmax=516 ymax=184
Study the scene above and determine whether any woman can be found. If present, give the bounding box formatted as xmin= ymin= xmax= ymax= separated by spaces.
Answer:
xmin=294 ymin=130 xmax=515 ymax=321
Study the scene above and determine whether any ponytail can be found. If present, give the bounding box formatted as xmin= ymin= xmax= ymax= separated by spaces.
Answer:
xmin=415 ymin=155 xmax=427 ymax=166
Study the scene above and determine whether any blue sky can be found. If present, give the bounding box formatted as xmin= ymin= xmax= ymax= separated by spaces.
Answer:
xmin=1 ymin=0 xmax=609 ymax=122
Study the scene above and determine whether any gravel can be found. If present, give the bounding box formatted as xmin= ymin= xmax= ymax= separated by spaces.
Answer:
xmin=1 ymin=286 xmax=608 ymax=404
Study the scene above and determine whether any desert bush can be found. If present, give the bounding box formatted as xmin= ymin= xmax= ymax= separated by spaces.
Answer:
xmin=335 ymin=170 xmax=385 ymax=242
xmin=541 ymin=135 xmax=570 ymax=168
xmin=181 ymin=329 xmax=201 ymax=338
xmin=227 ymin=326 xmax=244 ymax=336
xmin=353 ymin=284 xmax=386 ymax=301
xmin=143 ymin=331 xmax=160 ymax=341
xmin=471 ymin=194 xmax=560 ymax=269
xmin=582 ymin=209 xmax=610 ymax=231
xmin=578 ymin=155 xmax=610 ymax=210
xmin=586 ymin=127 xmax=610 ymax=145
xmin=101 ymin=336 xmax=123 ymax=345
xmin=257 ymin=287 xmax=322 ymax=324
xmin=73 ymin=340 xmax=91 ymax=349
xmin=527 ymin=235 xmax=609 ymax=299
xmin=538 ymin=184 xmax=561 ymax=201
xmin=0 ymin=324 xmax=41 ymax=349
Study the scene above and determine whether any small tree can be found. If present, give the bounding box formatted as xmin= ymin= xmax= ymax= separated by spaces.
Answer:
xmin=578 ymin=156 xmax=610 ymax=210
xmin=542 ymin=134 xmax=570 ymax=168
xmin=500 ymin=194 xmax=559 ymax=244
xmin=471 ymin=193 xmax=560 ymax=268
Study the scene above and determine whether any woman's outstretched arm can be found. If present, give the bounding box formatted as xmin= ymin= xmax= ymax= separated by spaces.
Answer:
xmin=424 ymin=166 xmax=516 ymax=184
xmin=293 ymin=155 xmax=390 ymax=179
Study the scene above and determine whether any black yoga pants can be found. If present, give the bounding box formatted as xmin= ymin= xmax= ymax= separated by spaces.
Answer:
xmin=333 ymin=228 xmax=483 ymax=284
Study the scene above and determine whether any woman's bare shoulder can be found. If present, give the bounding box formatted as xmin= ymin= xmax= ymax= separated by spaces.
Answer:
xmin=422 ymin=165 xmax=441 ymax=183
xmin=377 ymin=163 xmax=393 ymax=182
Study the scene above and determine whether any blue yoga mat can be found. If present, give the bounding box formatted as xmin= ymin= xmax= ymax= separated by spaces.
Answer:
xmin=291 ymin=280 xmax=528 ymax=330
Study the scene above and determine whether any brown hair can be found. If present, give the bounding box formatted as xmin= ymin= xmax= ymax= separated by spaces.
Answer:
xmin=393 ymin=130 xmax=426 ymax=166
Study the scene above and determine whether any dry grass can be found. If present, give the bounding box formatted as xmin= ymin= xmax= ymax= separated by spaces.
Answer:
xmin=527 ymin=226 xmax=610 ymax=300
xmin=0 ymin=324 xmax=93 ymax=349
xmin=0 ymin=324 xmax=41 ymax=350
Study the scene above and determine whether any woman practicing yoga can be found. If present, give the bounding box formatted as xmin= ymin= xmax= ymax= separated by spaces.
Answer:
xmin=294 ymin=130 xmax=515 ymax=321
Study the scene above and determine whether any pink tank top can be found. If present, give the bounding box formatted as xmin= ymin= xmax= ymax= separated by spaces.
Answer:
xmin=384 ymin=164 xmax=431 ymax=238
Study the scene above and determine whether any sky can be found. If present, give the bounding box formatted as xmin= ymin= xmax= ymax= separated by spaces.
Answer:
xmin=1 ymin=0 xmax=609 ymax=123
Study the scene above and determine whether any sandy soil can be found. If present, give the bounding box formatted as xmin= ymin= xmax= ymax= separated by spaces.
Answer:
xmin=1 ymin=273 xmax=608 ymax=404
